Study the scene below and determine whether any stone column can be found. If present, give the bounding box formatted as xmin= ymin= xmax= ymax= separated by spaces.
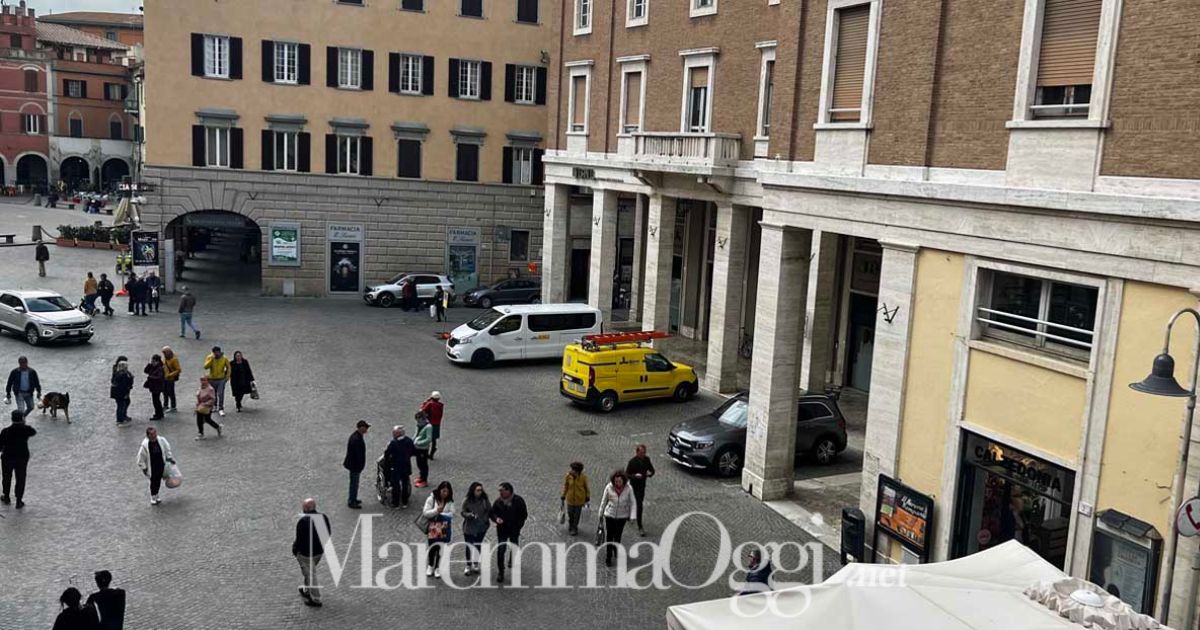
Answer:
xmin=641 ymin=194 xmax=676 ymax=333
xmin=858 ymin=241 xmax=919 ymax=559
xmin=628 ymin=194 xmax=647 ymax=323
xmin=704 ymin=202 xmax=750 ymax=393
xmin=541 ymin=183 xmax=570 ymax=303
xmin=742 ymin=224 xmax=811 ymax=501
xmin=588 ymin=189 xmax=618 ymax=321
xmin=800 ymin=230 xmax=841 ymax=392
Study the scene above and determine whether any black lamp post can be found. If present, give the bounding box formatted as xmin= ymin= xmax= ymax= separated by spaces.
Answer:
xmin=1129 ymin=307 xmax=1200 ymax=625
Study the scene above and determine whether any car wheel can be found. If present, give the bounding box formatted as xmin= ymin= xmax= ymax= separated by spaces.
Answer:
xmin=378 ymin=292 xmax=396 ymax=308
xmin=25 ymin=325 xmax=40 ymax=346
xmin=480 ymin=296 xmax=493 ymax=309
xmin=714 ymin=448 xmax=743 ymax=477
xmin=813 ymin=437 xmax=839 ymax=465
xmin=470 ymin=349 xmax=495 ymax=369
xmin=598 ymin=391 xmax=618 ymax=413
xmin=673 ymin=383 xmax=694 ymax=402
xmin=531 ymin=294 xmax=541 ymax=304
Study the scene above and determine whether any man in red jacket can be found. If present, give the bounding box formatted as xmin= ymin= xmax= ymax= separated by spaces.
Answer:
xmin=419 ymin=391 xmax=444 ymax=459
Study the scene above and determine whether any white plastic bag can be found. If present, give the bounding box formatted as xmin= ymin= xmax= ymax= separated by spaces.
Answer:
xmin=164 ymin=461 xmax=183 ymax=489
xmin=429 ymin=304 xmax=437 ymax=318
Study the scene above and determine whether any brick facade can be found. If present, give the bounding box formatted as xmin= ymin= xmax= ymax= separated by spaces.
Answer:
xmin=0 ymin=2 xmax=49 ymax=189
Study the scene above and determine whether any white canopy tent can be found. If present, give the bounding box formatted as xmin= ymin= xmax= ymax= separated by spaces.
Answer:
xmin=666 ymin=541 xmax=1154 ymax=630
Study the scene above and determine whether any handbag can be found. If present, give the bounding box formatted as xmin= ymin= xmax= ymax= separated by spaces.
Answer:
xmin=250 ymin=381 xmax=260 ymax=400
xmin=558 ymin=504 xmax=566 ymax=525
xmin=427 ymin=519 xmax=449 ymax=541
xmin=414 ymin=511 xmax=431 ymax=534
xmin=195 ymin=404 xmax=211 ymax=415
xmin=595 ymin=519 xmax=606 ymax=546
xmin=164 ymin=461 xmax=183 ymax=489
xmin=429 ymin=304 xmax=437 ymax=318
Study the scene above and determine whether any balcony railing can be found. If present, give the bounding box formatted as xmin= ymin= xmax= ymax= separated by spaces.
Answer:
xmin=631 ymin=132 xmax=741 ymax=169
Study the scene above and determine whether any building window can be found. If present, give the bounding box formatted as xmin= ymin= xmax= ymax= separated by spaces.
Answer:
xmin=273 ymin=130 xmax=299 ymax=171
xmin=72 ymin=47 xmax=87 ymax=62
xmin=620 ymin=70 xmax=643 ymax=133
xmin=575 ymin=0 xmax=592 ymax=34
xmin=461 ymin=0 xmax=483 ymax=17
xmin=627 ymin=0 xmax=647 ymax=26
xmin=975 ymin=269 xmax=1098 ymax=358
xmin=338 ymin=48 xmax=362 ymax=89
xmin=510 ymin=146 xmax=533 ymax=184
xmin=1031 ymin=0 xmax=1102 ymax=118
xmin=690 ymin=0 xmax=716 ymax=17
xmin=22 ymin=113 xmax=40 ymax=135
xmin=206 ymin=126 xmax=231 ymax=167
xmin=568 ymin=72 xmax=588 ymax=132
xmin=513 ymin=65 xmax=536 ymax=104
xmin=109 ymin=119 xmax=123 ymax=140
xmin=204 ymin=35 xmax=230 ymax=78
xmin=455 ymin=143 xmax=479 ymax=181
xmin=829 ymin=4 xmax=870 ymax=123
xmin=275 ymin=41 xmax=299 ymax=84
xmin=69 ymin=117 xmax=83 ymax=138
xmin=685 ymin=66 xmax=709 ymax=132
xmin=105 ymin=83 xmax=125 ymax=100
xmin=337 ymin=135 xmax=361 ymax=174
xmin=458 ymin=59 xmax=481 ymax=99
xmin=9 ymin=34 xmax=21 ymax=49
xmin=23 ymin=69 xmax=36 ymax=92
xmin=400 ymin=54 xmax=422 ymax=94
xmin=65 ymin=79 xmax=85 ymax=98
xmin=397 ymin=139 xmax=421 ymax=178
xmin=401 ymin=0 xmax=424 ymax=10
xmin=105 ymin=30 xmax=118 ymax=41
xmin=516 ymin=0 xmax=538 ymax=23
xmin=509 ymin=229 xmax=530 ymax=261
xmin=760 ymin=60 xmax=774 ymax=135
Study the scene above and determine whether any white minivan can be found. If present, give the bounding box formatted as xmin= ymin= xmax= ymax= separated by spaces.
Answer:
xmin=446 ymin=304 xmax=603 ymax=367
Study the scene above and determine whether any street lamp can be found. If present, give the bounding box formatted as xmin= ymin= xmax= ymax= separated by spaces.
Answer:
xmin=1129 ymin=307 xmax=1200 ymax=625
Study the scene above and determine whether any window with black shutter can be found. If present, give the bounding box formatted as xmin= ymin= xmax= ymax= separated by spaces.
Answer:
xmin=461 ymin=0 xmax=483 ymax=17
xmin=109 ymin=119 xmax=122 ymax=140
xmin=192 ymin=125 xmax=205 ymax=166
xmin=455 ymin=143 xmax=479 ymax=182
xmin=23 ymin=69 xmax=36 ymax=92
xmin=402 ymin=0 xmax=424 ymax=9
xmin=448 ymin=58 xmax=460 ymax=97
xmin=532 ymin=148 xmax=544 ymax=184
xmin=68 ymin=117 xmax=82 ymax=138
xmin=297 ymin=132 xmax=311 ymax=172
xmin=298 ymin=44 xmax=311 ymax=85
xmin=262 ymin=40 xmax=274 ymax=83
xmin=326 ymin=47 xmax=338 ymax=88
xmin=229 ymin=127 xmax=244 ymax=169
xmin=480 ymin=61 xmax=492 ymax=100
xmin=422 ymin=56 xmax=435 ymax=95
xmin=360 ymin=136 xmax=373 ymax=176
xmin=397 ymin=139 xmax=421 ymax=178
xmin=502 ymin=146 xmax=513 ymax=183
xmin=191 ymin=33 xmax=204 ymax=76
xmin=517 ymin=0 xmax=538 ymax=23
xmin=361 ymin=50 xmax=374 ymax=91
xmin=229 ymin=37 xmax=243 ymax=80
xmin=325 ymin=134 xmax=337 ymax=173
xmin=261 ymin=129 xmax=275 ymax=170
xmin=535 ymin=67 xmax=547 ymax=104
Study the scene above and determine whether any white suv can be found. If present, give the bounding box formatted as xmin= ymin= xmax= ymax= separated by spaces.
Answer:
xmin=0 ymin=289 xmax=94 ymax=345
xmin=364 ymin=273 xmax=455 ymax=308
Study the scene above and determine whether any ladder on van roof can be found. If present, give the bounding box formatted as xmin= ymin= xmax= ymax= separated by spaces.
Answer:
xmin=581 ymin=331 xmax=670 ymax=350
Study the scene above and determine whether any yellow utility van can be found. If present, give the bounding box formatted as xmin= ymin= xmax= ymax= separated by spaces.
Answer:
xmin=560 ymin=332 xmax=699 ymax=412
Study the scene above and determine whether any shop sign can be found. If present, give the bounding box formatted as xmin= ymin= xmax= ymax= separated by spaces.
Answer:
xmin=131 ymin=231 xmax=159 ymax=267
xmin=327 ymin=223 xmax=363 ymax=242
xmin=447 ymin=226 xmax=481 ymax=246
xmin=268 ymin=223 xmax=300 ymax=267
xmin=966 ymin=433 xmax=1069 ymax=496
xmin=876 ymin=474 xmax=934 ymax=560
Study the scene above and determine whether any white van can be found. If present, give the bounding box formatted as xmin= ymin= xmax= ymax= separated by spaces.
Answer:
xmin=446 ymin=304 xmax=603 ymax=367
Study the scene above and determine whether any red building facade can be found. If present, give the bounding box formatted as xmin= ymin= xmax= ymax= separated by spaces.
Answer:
xmin=0 ymin=1 xmax=49 ymax=190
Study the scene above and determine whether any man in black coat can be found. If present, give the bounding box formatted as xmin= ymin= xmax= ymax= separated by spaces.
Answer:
xmin=97 ymin=273 xmax=115 ymax=317
xmin=132 ymin=275 xmax=149 ymax=316
xmin=292 ymin=498 xmax=331 ymax=607
xmin=342 ymin=420 xmax=369 ymax=509
xmin=490 ymin=482 xmax=529 ymax=581
xmin=86 ymin=570 xmax=126 ymax=630
xmin=384 ymin=425 xmax=415 ymax=508
xmin=34 ymin=241 xmax=49 ymax=277
xmin=0 ymin=410 xmax=37 ymax=508
xmin=4 ymin=356 xmax=40 ymax=420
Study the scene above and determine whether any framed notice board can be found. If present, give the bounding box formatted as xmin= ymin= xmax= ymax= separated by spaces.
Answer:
xmin=876 ymin=474 xmax=935 ymax=562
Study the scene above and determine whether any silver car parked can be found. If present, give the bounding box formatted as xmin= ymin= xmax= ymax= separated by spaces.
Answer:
xmin=363 ymin=273 xmax=456 ymax=308
xmin=0 ymin=290 xmax=94 ymax=346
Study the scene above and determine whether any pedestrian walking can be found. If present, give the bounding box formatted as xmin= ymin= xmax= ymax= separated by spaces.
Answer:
xmin=402 ymin=279 xmax=417 ymax=312
xmin=490 ymin=482 xmax=528 ymax=582
xmin=110 ymin=361 xmax=134 ymax=426
xmin=131 ymin=274 xmax=148 ymax=317
xmin=83 ymin=272 xmax=99 ymax=314
xmin=343 ymin=420 xmax=369 ymax=508
xmin=738 ymin=549 xmax=773 ymax=596
xmin=625 ymin=444 xmax=656 ymax=536
xmin=136 ymin=426 xmax=175 ymax=506
xmin=97 ymin=273 xmax=115 ymax=317
xmin=419 ymin=391 xmax=444 ymax=459
xmin=561 ymin=461 xmax=590 ymax=536
xmin=178 ymin=286 xmax=200 ymax=339
xmin=145 ymin=271 xmax=162 ymax=313
xmin=51 ymin=587 xmax=96 ymax=630
xmin=4 ymin=356 xmax=40 ymax=420
xmin=420 ymin=481 xmax=454 ymax=579
xmin=413 ymin=413 xmax=433 ymax=488
xmin=123 ymin=273 xmax=136 ymax=315
xmin=461 ymin=481 xmax=491 ymax=575
xmin=599 ymin=470 xmax=637 ymax=566
xmin=193 ymin=376 xmax=222 ymax=439
xmin=85 ymin=570 xmax=126 ymax=630
xmin=203 ymin=346 xmax=231 ymax=416
xmin=293 ymin=498 xmax=331 ymax=607
xmin=142 ymin=355 xmax=165 ymax=421
xmin=35 ymin=240 xmax=49 ymax=277
xmin=433 ymin=286 xmax=447 ymax=322
xmin=161 ymin=347 xmax=180 ymax=412
xmin=229 ymin=351 xmax=255 ymax=412
xmin=384 ymin=425 xmax=414 ymax=508
xmin=0 ymin=410 xmax=36 ymax=509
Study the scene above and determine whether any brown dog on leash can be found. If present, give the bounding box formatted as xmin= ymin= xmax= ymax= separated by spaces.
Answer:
xmin=38 ymin=392 xmax=70 ymax=423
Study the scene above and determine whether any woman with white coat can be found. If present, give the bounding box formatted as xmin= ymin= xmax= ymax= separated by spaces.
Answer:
xmin=136 ymin=426 xmax=175 ymax=506
xmin=421 ymin=481 xmax=455 ymax=579
xmin=598 ymin=470 xmax=638 ymax=566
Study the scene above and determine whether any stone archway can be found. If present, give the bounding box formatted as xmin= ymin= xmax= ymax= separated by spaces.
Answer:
xmin=16 ymin=154 xmax=47 ymax=191
xmin=164 ymin=210 xmax=263 ymax=295
xmin=101 ymin=158 xmax=130 ymax=191
xmin=60 ymin=156 xmax=89 ymax=191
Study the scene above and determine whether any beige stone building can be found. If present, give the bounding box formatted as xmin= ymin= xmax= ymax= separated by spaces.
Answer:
xmin=141 ymin=0 xmax=552 ymax=296
xmin=543 ymin=0 xmax=1200 ymax=625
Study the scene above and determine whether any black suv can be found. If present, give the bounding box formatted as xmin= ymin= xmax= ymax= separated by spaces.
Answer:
xmin=462 ymin=278 xmax=541 ymax=308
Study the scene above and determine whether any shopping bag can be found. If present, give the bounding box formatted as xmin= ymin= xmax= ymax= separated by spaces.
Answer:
xmin=429 ymin=304 xmax=437 ymax=318
xmin=164 ymin=461 xmax=183 ymax=489
xmin=558 ymin=505 xmax=566 ymax=525
xmin=250 ymin=382 xmax=260 ymax=400
xmin=595 ymin=519 xmax=606 ymax=546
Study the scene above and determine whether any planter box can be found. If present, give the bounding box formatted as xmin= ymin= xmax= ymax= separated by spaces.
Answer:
xmin=94 ymin=241 xmax=113 ymax=250
xmin=115 ymin=244 xmax=130 ymax=252
xmin=76 ymin=240 xmax=95 ymax=249
xmin=55 ymin=238 xmax=74 ymax=248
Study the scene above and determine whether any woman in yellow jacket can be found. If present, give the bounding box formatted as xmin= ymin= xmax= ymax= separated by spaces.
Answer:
xmin=161 ymin=346 xmax=181 ymax=413
xmin=560 ymin=461 xmax=590 ymax=536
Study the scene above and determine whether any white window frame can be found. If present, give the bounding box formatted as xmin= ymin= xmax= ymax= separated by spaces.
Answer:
xmin=338 ymin=47 xmax=362 ymax=89
xmin=105 ymin=83 xmax=123 ymax=100
xmin=65 ymin=80 xmax=84 ymax=98
xmin=514 ymin=65 xmax=536 ymax=104
xmin=400 ymin=54 xmax=422 ymax=95
xmin=815 ymin=0 xmax=882 ymax=129
xmin=273 ymin=129 xmax=299 ymax=171
xmin=203 ymin=35 xmax=230 ymax=79
xmin=337 ymin=134 xmax=361 ymax=175
xmin=565 ymin=61 xmax=593 ymax=135
xmin=205 ymin=125 xmax=231 ymax=168
xmin=627 ymin=0 xmax=648 ymax=27
xmin=755 ymin=41 xmax=777 ymax=139
xmin=274 ymin=41 xmax=299 ymax=84
xmin=690 ymin=0 xmax=716 ymax=18
xmin=21 ymin=112 xmax=39 ymax=135
xmin=1007 ymin=0 xmax=1121 ymax=129
xmin=511 ymin=146 xmax=534 ymax=185
xmin=574 ymin=0 xmax=592 ymax=35
xmin=458 ymin=59 xmax=481 ymax=100
xmin=617 ymin=55 xmax=648 ymax=135
xmin=678 ymin=49 xmax=717 ymax=134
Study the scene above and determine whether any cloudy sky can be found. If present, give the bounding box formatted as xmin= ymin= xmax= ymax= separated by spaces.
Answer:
xmin=21 ymin=0 xmax=142 ymax=16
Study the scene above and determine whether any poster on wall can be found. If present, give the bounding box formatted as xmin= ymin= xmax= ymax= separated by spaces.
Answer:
xmin=876 ymin=474 xmax=934 ymax=561
xmin=269 ymin=223 xmax=300 ymax=266
xmin=446 ymin=227 xmax=480 ymax=293
xmin=131 ymin=231 xmax=159 ymax=268
xmin=327 ymin=223 xmax=364 ymax=294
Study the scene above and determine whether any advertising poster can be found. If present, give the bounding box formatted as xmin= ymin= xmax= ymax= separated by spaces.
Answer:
xmin=446 ymin=227 xmax=480 ymax=292
xmin=131 ymin=231 xmax=159 ymax=268
xmin=269 ymin=224 xmax=300 ymax=266
xmin=876 ymin=474 xmax=934 ymax=560
xmin=328 ymin=241 xmax=361 ymax=293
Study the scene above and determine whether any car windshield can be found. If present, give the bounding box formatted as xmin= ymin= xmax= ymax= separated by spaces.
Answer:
xmin=25 ymin=296 xmax=74 ymax=312
xmin=466 ymin=309 xmax=505 ymax=331
xmin=715 ymin=398 xmax=750 ymax=429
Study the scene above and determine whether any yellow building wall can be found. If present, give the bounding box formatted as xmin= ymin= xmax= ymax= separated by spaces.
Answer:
xmin=962 ymin=351 xmax=1087 ymax=465
xmin=1097 ymin=282 xmax=1199 ymax=534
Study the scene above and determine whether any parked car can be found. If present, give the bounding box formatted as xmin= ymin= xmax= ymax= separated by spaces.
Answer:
xmin=363 ymin=273 xmax=455 ymax=308
xmin=0 ymin=289 xmax=94 ymax=346
xmin=560 ymin=333 xmax=699 ymax=412
xmin=667 ymin=390 xmax=847 ymax=477
xmin=446 ymin=304 xmax=602 ymax=368
xmin=462 ymin=278 xmax=541 ymax=309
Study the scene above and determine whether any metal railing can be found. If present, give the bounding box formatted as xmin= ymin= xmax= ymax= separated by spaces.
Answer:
xmin=632 ymin=132 xmax=741 ymax=166
xmin=976 ymin=306 xmax=1094 ymax=350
